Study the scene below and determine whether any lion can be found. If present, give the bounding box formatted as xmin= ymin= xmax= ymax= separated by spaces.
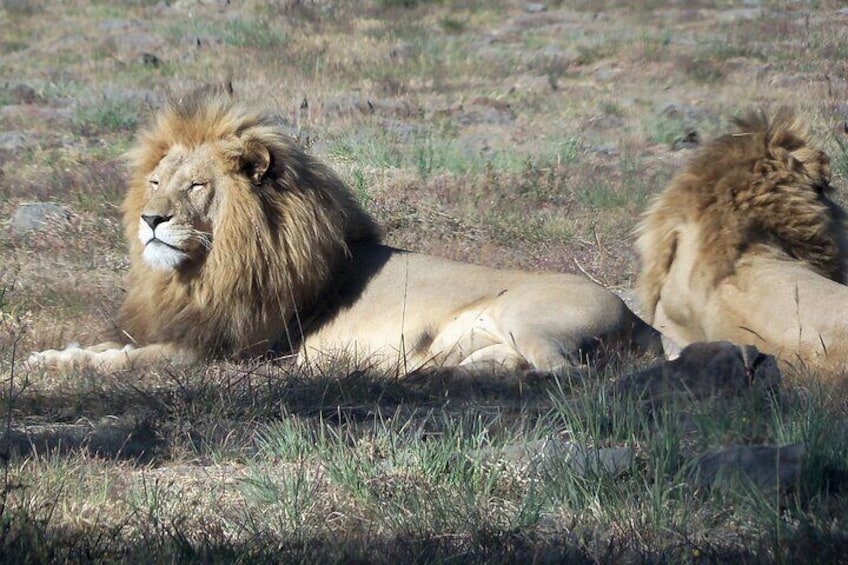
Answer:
xmin=30 ymin=90 xmax=661 ymax=374
xmin=636 ymin=108 xmax=848 ymax=377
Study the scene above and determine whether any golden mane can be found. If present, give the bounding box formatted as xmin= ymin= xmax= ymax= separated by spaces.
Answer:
xmin=118 ymin=91 xmax=380 ymax=357
xmin=637 ymin=108 xmax=848 ymax=323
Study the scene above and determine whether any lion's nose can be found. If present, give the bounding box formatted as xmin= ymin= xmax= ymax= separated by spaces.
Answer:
xmin=141 ymin=214 xmax=172 ymax=230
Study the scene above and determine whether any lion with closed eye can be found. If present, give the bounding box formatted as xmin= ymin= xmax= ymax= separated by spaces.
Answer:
xmin=30 ymin=91 xmax=661 ymax=373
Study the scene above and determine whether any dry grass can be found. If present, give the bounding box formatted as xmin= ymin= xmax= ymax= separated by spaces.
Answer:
xmin=2 ymin=0 xmax=848 ymax=561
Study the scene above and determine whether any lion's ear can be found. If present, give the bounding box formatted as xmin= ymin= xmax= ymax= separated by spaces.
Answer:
xmin=802 ymin=149 xmax=831 ymax=186
xmin=242 ymin=140 xmax=272 ymax=186
xmin=786 ymin=147 xmax=832 ymax=187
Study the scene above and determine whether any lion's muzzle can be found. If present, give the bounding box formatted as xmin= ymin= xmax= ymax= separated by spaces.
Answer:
xmin=138 ymin=216 xmax=191 ymax=271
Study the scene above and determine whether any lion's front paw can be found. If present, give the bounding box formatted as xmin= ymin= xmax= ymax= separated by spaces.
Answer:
xmin=27 ymin=343 xmax=84 ymax=369
xmin=26 ymin=343 xmax=135 ymax=371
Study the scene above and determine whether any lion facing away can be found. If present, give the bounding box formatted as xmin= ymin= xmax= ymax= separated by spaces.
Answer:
xmin=637 ymin=108 xmax=848 ymax=377
xmin=30 ymin=91 xmax=661 ymax=374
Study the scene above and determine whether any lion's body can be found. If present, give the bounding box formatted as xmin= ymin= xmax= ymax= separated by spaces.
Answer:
xmin=637 ymin=109 xmax=848 ymax=375
xmin=301 ymin=244 xmax=656 ymax=370
xmin=32 ymin=91 xmax=660 ymax=373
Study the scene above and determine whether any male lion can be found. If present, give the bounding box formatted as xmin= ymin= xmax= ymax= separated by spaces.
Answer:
xmin=31 ymin=91 xmax=660 ymax=373
xmin=637 ymin=108 xmax=848 ymax=377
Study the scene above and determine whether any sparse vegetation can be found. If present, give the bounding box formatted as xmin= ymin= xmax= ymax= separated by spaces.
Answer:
xmin=72 ymin=99 xmax=143 ymax=137
xmin=2 ymin=0 xmax=848 ymax=561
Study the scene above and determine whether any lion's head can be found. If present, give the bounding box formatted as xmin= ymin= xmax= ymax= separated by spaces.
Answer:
xmin=118 ymin=90 xmax=379 ymax=357
xmin=637 ymin=108 xmax=848 ymax=324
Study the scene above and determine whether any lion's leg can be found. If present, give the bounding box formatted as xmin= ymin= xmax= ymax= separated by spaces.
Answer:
xmin=458 ymin=343 xmax=528 ymax=371
xmin=28 ymin=342 xmax=195 ymax=371
xmin=85 ymin=341 xmax=126 ymax=353
xmin=507 ymin=336 xmax=579 ymax=373
xmin=652 ymin=300 xmax=692 ymax=360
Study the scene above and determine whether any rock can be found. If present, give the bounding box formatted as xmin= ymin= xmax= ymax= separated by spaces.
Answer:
xmin=718 ymin=8 xmax=763 ymax=22
xmin=670 ymin=129 xmax=700 ymax=151
xmin=4 ymin=418 xmax=158 ymax=459
xmin=511 ymin=74 xmax=554 ymax=95
xmin=469 ymin=438 xmax=633 ymax=479
xmin=690 ymin=443 xmax=806 ymax=495
xmin=613 ymin=288 xmax=643 ymax=317
xmin=139 ymin=52 xmax=161 ymax=67
xmin=0 ymin=131 xmax=27 ymax=152
xmin=8 ymin=83 xmax=45 ymax=105
xmin=0 ymin=131 xmax=28 ymax=166
xmin=656 ymin=101 xmax=707 ymax=122
xmin=525 ymin=3 xmax=547 ymax=13
xmin=11 ymin=202 xmax=71 ymax=236
xmin=594 ymin=67 xmax=620 ymax=82
xmin=389 ymin=41 xmax=416 ymax=62
xmin=0 ymin=105 xmax=73 ymax=123
xmin=616 ymin=341 xmax=782 ymax=405
xmin=522 ymin=46 xmax=579 ymax=71
xmin=97 ymin=19 xmax=135 ymax=33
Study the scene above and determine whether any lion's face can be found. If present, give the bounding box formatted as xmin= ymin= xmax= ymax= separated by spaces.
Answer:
xmin=138 ymin=144 xmax=226 ymax=271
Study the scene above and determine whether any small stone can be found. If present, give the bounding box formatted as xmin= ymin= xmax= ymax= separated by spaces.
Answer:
xmin=525 ymin=3 xmax=547 ymax=13
xmin=671 ymin=129 xmax=700 ymax=151
xmin=97 ymin=19 xmax=135 ymax=33
xmin=690 ymin=443 xmax=805 ymax=495
xmin=718 ymin=8 xmax=762 ymax=22
xmin=9 ymin=83 xmax=44 ymax=105
xmin=616 ymin=341 xmax=782 ymax=405
xmin=548 ymin=442 xmax=633 ymax=478
xmin=469 ymin=438 xmax=633 ymax=479
xmin=0 ymin=131 xmax=27 ymax=152
xmin=139 ymin=52 xmax=161 ymax=67
xmin=11 ymin=202 xmax=71 ymax=236
xmin=656 ymin=101 xmax=706 ymax=122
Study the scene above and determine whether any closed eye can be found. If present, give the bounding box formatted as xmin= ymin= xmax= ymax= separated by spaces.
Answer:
xmin=191 ymin=181 xmax=207 ymax=191
xmin=149 ymin=179 xmax=159 ymax=189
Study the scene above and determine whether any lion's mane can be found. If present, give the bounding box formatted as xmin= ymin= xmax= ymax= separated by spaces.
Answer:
xmin=118 ymin=91 xmax=380 ymax=357
xmin=637 ymin=108 xmax=848 ymax=323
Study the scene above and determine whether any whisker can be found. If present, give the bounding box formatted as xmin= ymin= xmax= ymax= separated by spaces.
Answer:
xmin=195 ymin=231 xmax=213 ymax=250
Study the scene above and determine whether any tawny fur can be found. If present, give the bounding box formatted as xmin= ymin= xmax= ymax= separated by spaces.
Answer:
xmin=637 ymin=108 xmax=847 ymax=325
xmin=636 ymin=109 xmax=848 ymax=376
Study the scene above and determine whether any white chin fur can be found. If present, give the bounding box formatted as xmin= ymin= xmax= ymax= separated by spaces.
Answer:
xmin=138 ymin=218 xmax=191 ymax=270
xmin=142 ymin=241 xmax=188 ymax=270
